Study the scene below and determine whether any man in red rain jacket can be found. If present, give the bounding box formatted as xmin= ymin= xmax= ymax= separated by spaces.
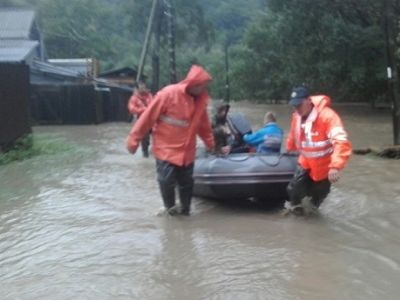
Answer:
xmin=126 ymin=65 xmax=215 ymax=216
xmin=285 ymin=86 xmax=352 ymax=216
xmin=127 ymin=82 xmax=153 ymax=157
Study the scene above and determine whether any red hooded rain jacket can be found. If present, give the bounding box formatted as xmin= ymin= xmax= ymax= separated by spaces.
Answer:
xmin=286 ymin=95 xmax=352 ymax=181
xmin=126 ymin=65 xmax=215 ymax=166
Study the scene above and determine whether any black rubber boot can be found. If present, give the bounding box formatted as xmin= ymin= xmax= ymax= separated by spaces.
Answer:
xmin=177 ymin=163 xmax=194 ymax=216
xmin=287 ymin=165 xmax=311 ymax=207
xmin=178 ymin=186 xmax=192 ymax=216
xmin=156 ymin=160 xmax=177 ymax=212
xmin=310 ymin=178 xmax=331 ymax=208
xmin=158 ymin=182 xmax=176 ymax=211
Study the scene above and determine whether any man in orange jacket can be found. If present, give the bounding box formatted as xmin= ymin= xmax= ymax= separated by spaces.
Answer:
xmin=127 ymin=81 xmax=153 ymax=157
xmin=285 ymin=86 xmax=352 ymax=215
xmin=126 ymin=65 xmax=215 ymax=216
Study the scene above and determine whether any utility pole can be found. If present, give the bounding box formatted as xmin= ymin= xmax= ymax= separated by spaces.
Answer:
xmin=384 ymin=0 xmax=400 ymax=145
xmin=224 ymin=42 xmax=231 ymax=103
xmin=136 ymin=0 xmax=158 ymax=83
xmin=164 ymin=0 xmax=177 ymax=84
xmin=151 ymin=1 xmax=162 ymax=93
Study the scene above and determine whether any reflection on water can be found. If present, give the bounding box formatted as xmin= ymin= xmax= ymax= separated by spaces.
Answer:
xmin=1 ymin=104 xmax=400 ymax=300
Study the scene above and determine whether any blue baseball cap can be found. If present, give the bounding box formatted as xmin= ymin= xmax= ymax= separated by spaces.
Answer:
xmin=289 ymin=86 xmax=310 ymax=106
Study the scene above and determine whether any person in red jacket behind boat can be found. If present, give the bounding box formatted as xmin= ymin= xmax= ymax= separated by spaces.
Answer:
xmin=126 ymin=65 xmax=216 ymax=216
xmin=285 ymin=86 xmax=352 ymax=216
xmin=127 ymin=81 xmax=153 ymax=157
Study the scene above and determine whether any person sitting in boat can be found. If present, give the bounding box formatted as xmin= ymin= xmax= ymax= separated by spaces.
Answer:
xmin=243 ymin=111 xmax=283 ymax=153
xmin=212 ymin=102 xmax=230 ymax=152
xmin=212 ymin=102 xmax=250 ymax=154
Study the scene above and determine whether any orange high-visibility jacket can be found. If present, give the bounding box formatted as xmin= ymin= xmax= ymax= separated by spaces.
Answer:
xmin=127 ymin=91 xmax=153 ymax=116
xmin=286 ymin=95 xmax=352 ymax=181
xmin=126 ymin=65 xmax=215 ymax=166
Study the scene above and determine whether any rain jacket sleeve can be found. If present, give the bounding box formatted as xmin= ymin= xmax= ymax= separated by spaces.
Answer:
xmin=324 ymin=109 xmax=352 ymax=170
xmin=243 ymin=130 xmax=264 ymax=146
xmin=286 ymin=115 xmax=298 ymax=152
xmin=126 ymin=93 xmax=165 ymax=153
xmin=197 ymin=109 xmax=215 ymax=150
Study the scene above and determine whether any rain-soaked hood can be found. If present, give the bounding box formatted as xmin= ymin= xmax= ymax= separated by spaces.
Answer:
xmin=181 ymin=65 xmax=212 ymax=89
xmin=311 ymin=95 xmax=331 ymax=112
xmin=298 ymin=94 xmax=332 ymax=124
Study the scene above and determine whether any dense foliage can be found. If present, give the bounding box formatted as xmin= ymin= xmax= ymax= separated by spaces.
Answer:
xmin=2 ymin=0 xmax=400 ymax=102
xmin=230 ymin=0 xmax=394 ymax=102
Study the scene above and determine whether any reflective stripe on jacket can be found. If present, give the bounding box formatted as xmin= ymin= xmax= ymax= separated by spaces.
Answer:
xmin=286 ymin=95 xmax=352 ymax=181
xmin=126 ymin=65 xmax=215 ymax=166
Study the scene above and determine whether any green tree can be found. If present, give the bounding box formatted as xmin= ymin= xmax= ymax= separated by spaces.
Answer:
xmin=231 ymin=0 xmax=394 ymax=102
xmin=37 ymin=0 xmax=123 ymax=70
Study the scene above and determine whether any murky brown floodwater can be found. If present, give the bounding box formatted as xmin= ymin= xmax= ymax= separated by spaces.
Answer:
xmin=1 ymin=102 xmax=399 ymax=300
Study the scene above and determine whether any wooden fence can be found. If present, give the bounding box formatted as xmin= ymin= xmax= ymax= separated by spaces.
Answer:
xmin=0 ymin=63 xmax=32 ymax=152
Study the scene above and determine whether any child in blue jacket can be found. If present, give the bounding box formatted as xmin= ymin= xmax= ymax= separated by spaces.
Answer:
xmin=243 ymin=111 xmax=283 ymax=153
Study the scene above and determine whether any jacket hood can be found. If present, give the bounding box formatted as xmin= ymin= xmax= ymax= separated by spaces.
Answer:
xmin=311 ymin=95 xmax=331 ymax=112
xmin=181 ymin=65 xmax=212 ymax=88
xmin=212 ymin=100 xmax=230 ymax=125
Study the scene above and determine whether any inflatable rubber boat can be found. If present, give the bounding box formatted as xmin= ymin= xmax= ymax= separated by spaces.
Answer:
xmin=193 ymin=152 xmax=298 ymax=202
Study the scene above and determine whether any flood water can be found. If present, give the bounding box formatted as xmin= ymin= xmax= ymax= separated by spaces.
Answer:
xmin=1 ymin=102 xmax=399 ymax=300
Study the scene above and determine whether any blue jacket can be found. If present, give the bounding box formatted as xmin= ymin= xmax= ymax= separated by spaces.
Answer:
xmin=243 ymin=122 xmax=283 ymax=153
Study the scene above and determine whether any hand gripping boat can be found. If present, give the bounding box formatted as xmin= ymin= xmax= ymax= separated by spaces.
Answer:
xmin=193 ymin=152 xmax=298 ymax=203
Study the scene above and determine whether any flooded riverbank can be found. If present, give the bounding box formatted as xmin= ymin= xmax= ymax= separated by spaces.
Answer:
xmin=1 ymin=103 xmax=399 ymax=299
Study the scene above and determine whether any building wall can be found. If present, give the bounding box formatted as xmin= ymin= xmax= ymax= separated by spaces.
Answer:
xmin=0 ymin=63 xmax=32 ymax=151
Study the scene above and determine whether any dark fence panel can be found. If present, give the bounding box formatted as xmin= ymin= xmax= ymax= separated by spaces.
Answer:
xmin=61 ymin=85 xmax=99 ymax=124
xmin=100 ymin=88 xmax=131 ymax=122
xmin=0 ymin=63 xmax=32 ymax=151
xmin=31 ymin=84 xmax=102 ymax=124
xmin=31 ymin=85 xmax=62 ymax=124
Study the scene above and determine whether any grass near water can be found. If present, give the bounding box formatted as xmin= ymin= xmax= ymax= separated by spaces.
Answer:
xmin=0 ymin=134 xmax=74 ymax=166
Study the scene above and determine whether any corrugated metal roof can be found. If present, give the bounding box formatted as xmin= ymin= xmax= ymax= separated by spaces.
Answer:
xmin=99 ymin=67 xmax=138 ymax=77
xmin=32 ymin=60 xmax=85 ymax=78
xmin=30 ymin=60 xmax=87 ymax=85
xmin=0 ymin=39 xmax=38 ymax=62
xmin=0 ymin=9 xmax=35 ymax=39
xmin=47 ymin=58 xmax=96 ymax=76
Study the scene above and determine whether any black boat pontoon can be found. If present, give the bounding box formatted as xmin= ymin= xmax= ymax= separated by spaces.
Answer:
xmin=193 ymin=152 xmax=297 ymax=202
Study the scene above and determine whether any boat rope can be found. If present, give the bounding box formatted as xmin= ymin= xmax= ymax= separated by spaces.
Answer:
xmin=256 ymin=154 xmax=283 ymax=167
xmin=217 ymin=153 xmax=284 ymax=167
